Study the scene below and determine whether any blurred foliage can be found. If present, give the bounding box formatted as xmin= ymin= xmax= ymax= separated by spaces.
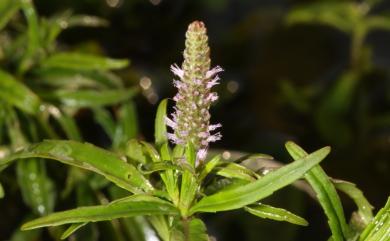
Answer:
xmin=0 ymin=0 xmax=143 ymax=240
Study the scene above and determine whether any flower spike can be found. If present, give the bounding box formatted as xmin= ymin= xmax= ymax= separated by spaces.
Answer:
xmin=167 ymin=21 xmax=223 ymax=164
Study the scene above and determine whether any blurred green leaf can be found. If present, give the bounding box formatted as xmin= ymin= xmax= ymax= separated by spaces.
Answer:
xmin=16 ymin=158 xmax=55 ymax=216
xmin=113 ymin=101 xmax=138 ymax=149
xmin=0 ymin=69 xmax=40 ymax=114
xmin=285 ymin=141 xmax=350 ymax=241
xmin=21 ymin=195 xmax=180 ymax=230
xmin=93 ymin=107 xmax=116 ymax=139
xmin=359 ymin=196 xmax=390 ymax=241
xmin=125 ymin=139 xmax=147 ymax=164
xmin=40 ymin=88 xmax=137 ymax=107
xmin=286 ymin=2 xmax=361 ymax=33
xmin=171 ymin=218 xmax=209 ymax=241
xmin=34 ymin=68 xmax=123 ymax=89
xmin=0 ymin=181 xmax=4 ymax=198
xmin=155 ymin=99 xmax=168 ymax=146
xmin=10 ymin=226 xmax=41 ymax=241
xmin=40 ymin=52 xmax=129 ymax=71
xmin=1 ymin=140 xmax=153 ymax=193
xmin=190 ymin=146 xmax=330 ymax=214
xmin=245 ymin=203 xmax=308 ymax=226
xmin=19 ymin=0 xmax=41 ymax=73
xmin=44 ymin=105 xmax=82 ymax=141
xmin=366 ymin=14 xmax=390 ymax=31
xmin=148 ymin=215 xmax=170 ymax=241
xmin=0 ymin=0 xmax=21 ymax=30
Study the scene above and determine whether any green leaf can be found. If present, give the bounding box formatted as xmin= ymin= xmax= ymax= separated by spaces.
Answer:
xmin=190 ymin=146 xmax=330 ymax=214
xmin=333 ymin=179 xmax=373 ymax=227
xmin=33 ymin=68 xmax=123 ymax=89
xmin=285 ymin=141 xmax=349 ymax=241
xmin=0 ymin=0 xmax=21 ymax=30
xmin=0 ymin=69 xmax=40 ymax=114
xmin=21 ymin=195 xmax=180 ymax=230
xmin=0 ymin=181 xmax=4 ymax=198
xmin=141 ymin=141 xmax=161 ymax=163
xmin=359 ymin=196 xmax=389 ymax=241
xmin=125 ymin=139 xmax=146 ymax=164
xmin=155 ymin=99 xmax=168 ymax=146
xmin=19 ymin=0 xmax=40 ymax=73
xmin=286 ymin=2 xmax=361 ymax=33
xmin=40 ymin=88 xmax=138 ymax=108
xmin=113 ymin=101 xmax=138 ymax=149
xmin=366 ymin=14 xmax=390 ymax=31
xmin=179 ymin=170 xmax=198 ymax=217
xmin=216 ymin=162 xmax=257 ymax=182
xmin=92 ymin=107 xmax=116 ymax=139
xmin=185 ymin=142 xmax=196 ymax=167
xmin=16 ymin=158 xmax=55 ymax=216
xmin=245 ymin=203 xmax=308 ymax=226
xmin=44 ymin=105 xmax=82 ymax=141
xmin=149 ymin=216 xmax=171 ymax=241
xmin=198 ymin=154 xmax=221 ymax=182
xmin=1 ymin=140 xmax=153 ymax=193
xmin=61 ymin=223 xmax=88 ymax=240
xmin=40 ymin=52 xmax=129 ymax=70
xmin=171 ymin=218 xmax=209 ymax=241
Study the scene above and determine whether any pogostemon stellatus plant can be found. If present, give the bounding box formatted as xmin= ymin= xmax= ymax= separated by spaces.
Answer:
xmin=0 ymin=20 xmax=388 ymax=241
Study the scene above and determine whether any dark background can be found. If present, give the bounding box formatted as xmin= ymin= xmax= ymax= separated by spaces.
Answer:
xmin=4 ymin=0 xmax=390 ymax=240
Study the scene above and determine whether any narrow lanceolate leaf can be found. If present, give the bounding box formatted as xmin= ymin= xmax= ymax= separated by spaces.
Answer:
xmin=16 ymin=159 xmax=55 ymax=216
xmin=179 ymin=170 xmax=198 ymax=217
xmin=155 ymin=99 xmax=168 ymax=146
xmin=21 ymin=195 xmax=179 ymax=230
xmin=359 ymin=196 xmax=390 ymax=241
xmin=190 ymin=146 xmax=330 ymax=214
xmin=333 ymin=179 xmax=373 ymax=227
xmin=0 ymin=0 xmax=21 ymax=30
xmin=285 ymin=141 xmax=350 ymax=241
xmin=19 ymin=0 xmax=40 ymax=73
xmin=198 ymin=155 xmax=221 ymax=182
xmin=1 ymin=140 xmax=153 ymax=193
xmin=0 ymin=70 xmax=40 ymax=114
xmin=61 ymin=223 xmax=88 ymax=240
xmin=40 ymin=52 xmax=129 ymax=70
xmin=216 ymin=163 xmax=258 ymax=182
xmin=244 ymin=203 xmax=308 ymax=226
xmin=40 ymin=88 xmax=137 ymax=108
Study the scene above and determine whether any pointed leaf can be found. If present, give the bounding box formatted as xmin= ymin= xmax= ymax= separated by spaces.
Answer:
xmin=216 ymin=162 xmax=257 ymax=182
xmin=333 ymin=179 xmax=373 ymax=227
xmin=190 ymin=146 xmax=330 ymax=214
xmin=285 ymin=141 xmax=349 ymax=241
xmin=155 ymin=99 xmax=168 ymax=146
xmin=0 ymin=70 xmax=40 ymax=114
xmin=125 ymin=139 xmax=146 ymax=164
xmin=198 ymin=154 xmax=221 ymax=182
xmin=245 ymin=203 xmax=308 ymax=226
xmin=1 ymin=140 xmax=153 ymax=193
xmin=21 ymin=195 xmax=179 ymax=230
